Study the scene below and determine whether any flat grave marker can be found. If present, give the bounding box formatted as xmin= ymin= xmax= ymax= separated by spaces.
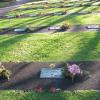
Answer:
xmin=40 ymin=68 xmax=64 ymax=78
xmin=14 ymin=28 xmax=27 ymax=32
xmin=48 ymin=26 xmax=61 ymax=30
xmin=92 ymin=11 xmax=100 ymax=14
xmin=6 ymin=15 xmax=15 ymax=19
xmin=86 ymin=25 xmax=100 ymax=29
xmin=78 ymin=11 xmax=90 ymax=14
xmin=29 ymin=14 xmax=37 ymax=17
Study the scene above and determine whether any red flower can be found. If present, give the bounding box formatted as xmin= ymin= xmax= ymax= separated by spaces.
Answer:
xmin=35 ymin=86 xmax=43 ymax=93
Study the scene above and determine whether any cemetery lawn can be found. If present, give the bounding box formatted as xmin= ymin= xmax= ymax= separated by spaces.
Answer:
xmin=6 ymin=6 xmax=100 ymax=16
xmin=0 ymin=90 xmax=100 ymax=100
xmin=0 ymin=31 xmax=99 ymax=61
xmin=0 ymin=14 xmax=100 ymax=28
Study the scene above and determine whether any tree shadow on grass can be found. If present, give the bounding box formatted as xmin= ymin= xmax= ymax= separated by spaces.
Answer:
xmin=0 ymin=34 xmax=31 ymax=59
xmin=0 ymin=6 xmax=93 ymax=34
xmin=17 ymin=16 xmax=51 ymax=28
xmin=0 ymin=16 xmax=52 ymax=35
xmin=44 ymin=6 xmax=91 ymax=27
xmin=69 ymin=31 xmax=100 ymax=61
xmin=23 ymin=6 xmax=91 ymax=34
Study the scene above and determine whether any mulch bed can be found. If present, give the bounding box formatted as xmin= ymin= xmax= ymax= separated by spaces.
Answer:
xmin=0 ymin=61 xmax=100 ymax=90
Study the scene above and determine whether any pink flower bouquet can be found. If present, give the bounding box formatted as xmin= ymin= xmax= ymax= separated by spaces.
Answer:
xmin=63 ymin=63 xmax=90 ymax=82
xmin=67 ymin=64 xmax=81 ymax=82
xmin=64 ymin=63 xmax=82 ymax=82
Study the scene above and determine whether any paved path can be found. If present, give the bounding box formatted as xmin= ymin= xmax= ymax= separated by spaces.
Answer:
xmin=0 ymin=0 xmax=32 ymax=16
xmin=0 ymin=61 xmax=100 ymax=90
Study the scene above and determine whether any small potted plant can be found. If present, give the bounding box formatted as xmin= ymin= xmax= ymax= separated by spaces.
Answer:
xmin=38 ymin=12 xmax=43 ymax=16
xmin=26 ymin=25 xmax=34 ymax=32
xmin=60 ymin=23 xmax=71 ymax=31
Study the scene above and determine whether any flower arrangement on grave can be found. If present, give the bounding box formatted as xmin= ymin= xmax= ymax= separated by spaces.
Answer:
xmin=60 ymin=23 xmax=71 ymax=31
xmin=38 ymin=12 xmax=43 ymax=16
xmin=63 ymin=63 xmax=90 ymax=82
xmin=49 ymin=64 xmax=56 ymax=69
xmin=0 ymin=62 xmax=11 ymax=81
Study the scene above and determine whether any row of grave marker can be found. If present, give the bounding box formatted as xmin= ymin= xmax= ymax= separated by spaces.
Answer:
xmin=16 ymin=3 xmax=100 ymax=11
xmin=0 ymin=12 xmax=67 ymax=19
xmin=0 ymin=25 xmax=100 ymax=34
xmin=0 ymin=11 xmax=100 ymax=19
xmin=12 ymin=25 xmax=100 ymax=33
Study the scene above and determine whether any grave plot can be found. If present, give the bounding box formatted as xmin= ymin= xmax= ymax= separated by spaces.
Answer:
xmin=0 ymin=61 xmax=100 ymax=90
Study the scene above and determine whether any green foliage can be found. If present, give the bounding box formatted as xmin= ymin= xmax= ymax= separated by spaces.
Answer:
xmin=60 ymin=22 xmax=71 ymax=31
xmin=0 ymin=63 xmax=11 ymax=80
xmin=0 ymin=90 xmax=100 ymax=100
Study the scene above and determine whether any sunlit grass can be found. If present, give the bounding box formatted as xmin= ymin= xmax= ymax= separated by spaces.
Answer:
xmin=0 ymin=31 xmax=99 ymax=62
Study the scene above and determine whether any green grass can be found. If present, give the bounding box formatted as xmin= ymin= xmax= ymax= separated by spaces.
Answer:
xmin=0 ymin=6 xmax=99 ymax=29
xmin=6 ymin=6 xmax=100 ymax=16
xmin=0 ymin=90 xmax=100 ymax=100
xmin=0 ymin=2 xmax=10 ymax=8
xmin=0 ymin=31 xmax=100 ymax=61
xmin=0 ymin=14 xmax=100 ymax=28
